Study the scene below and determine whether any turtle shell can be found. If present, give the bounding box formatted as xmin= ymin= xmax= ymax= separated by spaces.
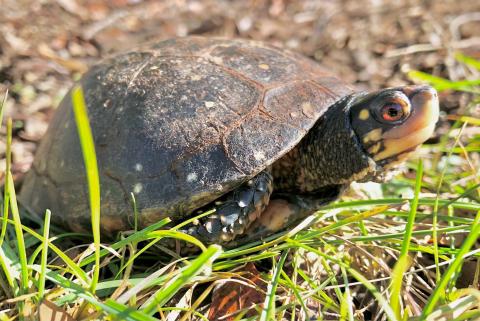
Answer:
xmin=19 ymin=37 xmax=353 ymax=233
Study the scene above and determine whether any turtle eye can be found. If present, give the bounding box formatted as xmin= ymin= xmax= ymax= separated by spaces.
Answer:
xmin=380 ymin=101 xmax=409 ymax=123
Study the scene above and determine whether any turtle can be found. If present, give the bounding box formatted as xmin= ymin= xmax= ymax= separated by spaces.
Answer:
xmin=19 ymin=37 xmax=439 ymax=248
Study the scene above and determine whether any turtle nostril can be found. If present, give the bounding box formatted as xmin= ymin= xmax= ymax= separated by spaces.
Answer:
xmin=411 ymin=86 xmax=438 ymax=111
xmin=401 ymin=85 xmax=437 ymax=102
xmin=419 ymin=86 xmax=437 ymax=99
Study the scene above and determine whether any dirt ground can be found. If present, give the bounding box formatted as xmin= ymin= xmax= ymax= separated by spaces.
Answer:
xmin=1 ymin=0 xmax=480 ymax=182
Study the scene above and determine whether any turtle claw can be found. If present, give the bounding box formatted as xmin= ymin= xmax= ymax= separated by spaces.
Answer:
xmin=179 ymin=171 xmax=273 ymax=245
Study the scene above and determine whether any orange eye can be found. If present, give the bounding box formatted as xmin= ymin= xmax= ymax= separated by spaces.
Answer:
xmin=381 ymin=103 xmax=405 ymax=122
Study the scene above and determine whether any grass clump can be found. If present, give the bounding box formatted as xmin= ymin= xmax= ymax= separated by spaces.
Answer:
xmin=0 ymin=55 xmax=479 ymax=320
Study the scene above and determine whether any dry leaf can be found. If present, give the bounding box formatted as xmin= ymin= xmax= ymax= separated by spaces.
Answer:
xmin=208 ymin=263 xmax=266 ymax=321
xmin=38 ymin=299 xmax=75 ymax=321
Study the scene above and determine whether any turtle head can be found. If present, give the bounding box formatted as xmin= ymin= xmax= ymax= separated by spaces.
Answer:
xmin=349 ymin=85 xmax=439 ymax=179
xmin=276 ymin=85 xmax=439 ymax=193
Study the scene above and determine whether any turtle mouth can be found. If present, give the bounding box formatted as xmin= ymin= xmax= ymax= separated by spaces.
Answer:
xmin=373 ymin=86 xmax=439 ymax=162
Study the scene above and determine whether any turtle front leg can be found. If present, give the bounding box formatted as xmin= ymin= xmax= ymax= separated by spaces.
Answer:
xmin=181 ymin=171 xmax=274 ymax=245
xmin=225 ymin=187 xmax=343 ymax=248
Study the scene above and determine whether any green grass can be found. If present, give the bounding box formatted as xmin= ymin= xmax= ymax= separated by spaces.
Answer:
xmin=71 ymin=85 xmax=101 ymax=294
xmin=0 ymin=55 xmax=479 ymax=320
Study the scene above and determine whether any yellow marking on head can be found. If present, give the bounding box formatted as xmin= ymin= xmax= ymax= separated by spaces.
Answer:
xmin=362 ymin=128 xmax=383 ymax=144
xmin=381 ymin=150 xmax=415 ymax=170
xmin=368 ymin=142 xmax=382 ymax=155
xmin=258 ymin=63 xmax=270 ymax=70
xmin=359 ymin=109 xmax=370 ymax=120
xmin=373 ymin=123 xmax=435 ymax=161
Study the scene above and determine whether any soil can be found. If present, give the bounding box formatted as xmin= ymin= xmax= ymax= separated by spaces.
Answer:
xmin=1 ymin=0 xmax=479 ymax=183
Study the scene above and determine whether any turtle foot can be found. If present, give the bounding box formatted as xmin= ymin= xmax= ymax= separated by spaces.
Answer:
xmin=180 ymin=170 xmax=273 ymax=245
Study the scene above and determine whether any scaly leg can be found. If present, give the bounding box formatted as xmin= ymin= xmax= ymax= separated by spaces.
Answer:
xmin=180 ymin=171 xmax=274 ymax=245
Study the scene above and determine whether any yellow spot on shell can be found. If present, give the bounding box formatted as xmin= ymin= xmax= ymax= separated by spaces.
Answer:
xmin=204 ymin=101 xmax=215 ymax=108
xmin=363 ymin=128 xmax=383 ymax=144
xmin=133 ymin=183 xmax=143 ymax=194
xmin=302 ymin=102 xmax=315 ymax=118
xmin=254 ymin=151 xmax=266 ymax=161
xmin=211 ymin=56 xmax=223 ymax=64
xmin=359 ymin=109 xmax=370 ymax=120
xmin=191 ymin=74 xmax=201 ymax=81
xmin=187 ymin=173 xmax=198 ymax=182
xmin=258 ymin=63 xmax=270 ymax=70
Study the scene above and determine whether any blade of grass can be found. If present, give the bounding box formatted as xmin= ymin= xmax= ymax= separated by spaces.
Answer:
xmin=71 ymin=85 xmax=101 ymax=293
xmin=116 ymin=258 xmax=185 ymax=305
xmin=5 ymin=120 xmax=29 ymax=299
xmin=296 ymin=268 xmax=338 ymax=311
xmin=317 ymin=255 xmax=344 ymax=310
xmin=260 ymin=250 xmax=289 ymax=321
xmin=78 ymin=218 xmax=170 ymax=268
xmin=327 ymin=225 xmax=469 ymax=244
xmin=178 ymin=281 xmax=215 ymax=321
xmin=114 ymin=228 xmax=207 ymax=280
xmin=389 ymin=256 xmax=410 ymax=320
xmin=408 ymin=70 xmax=480 ymax=92
xmin=432 ymin=123 xmax=466 ymax=284
xmin=425 ymin=293 xmax=480 ymax=321
xmin=400 ymin=159 xmax=423 ymax=257
xmin=7 ymin=172 xmax=29 ymax=317
xmin=213 ymin=251 xmax=279 ymax=271
xmin=0 ymin=89 xmax=7 ymax=131
xmin=124 ymin=193 xmax=139 ymax=306
xmin=321 ymin=198 xmax=480 ymax=212
xmin=447 ymin=115 xmax=480 ymax=126
xmin=37 ymin=209 xmax=51 ymax=300
xmin=455 ymin=53 xmax=480 ymax=70
xmin=389 ymin=160 xmax=424 ymax=318
xmin=339 ymin=266 xmax=354 ymax=321
xmin=0 ymin=245 xmax=16 ymax=295
xmin=289 ymin=240 xmax=399 ymax=321
xmin=298 ymin=204 xmax=392 ymax=241
xmin=146 ymin=230 xmax=206 ymax=251
xmin=423 ymin=119 xmax=480 ymax=316
xmin=422 ymin=210 xmax=480 ymax=316
xmin=0 ymin=115 xmax=12 ymax=247
xmin=131 ymin=193 xmax=138 ymax=232
xmin=2 ymin=217 xmax=90 ymax=285
xmin=115 ymin=238 xmax=160 ymax=280
xmin=31 ymin=265 xmax=158 ymax=321
xmin=142 ymin=244 xmax=222 ymax=315
xmin=220 ymin=214 xmax=317 ymax=259
xmin=279 ymin=270 xmax=310 ymax=320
